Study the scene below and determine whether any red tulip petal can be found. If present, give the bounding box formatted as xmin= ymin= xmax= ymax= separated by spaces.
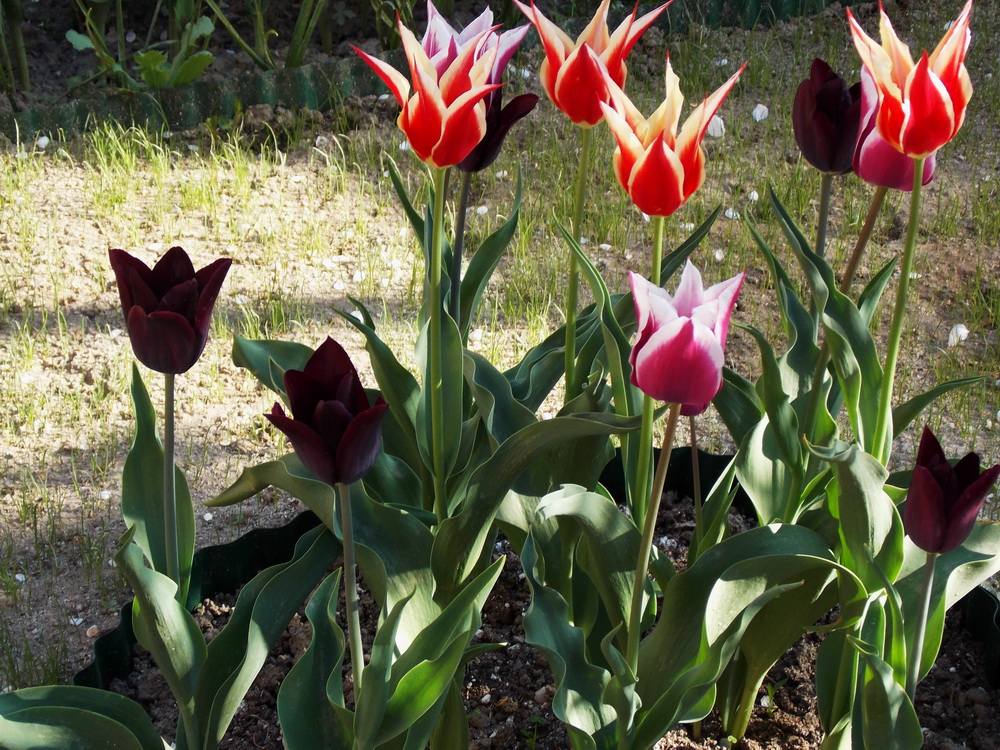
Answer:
xmin=905 ymin=464 xmax=946 ymax=553
xmin=604 ymin=1 xmax=669 ymax=87
xmin=431 ymin=86 xmax=497 ymax=167
xmin=626 ymin=137 xmax=685 ymax=217
xmin=265 ymin=405 xmax=337 ymax=485
xmin=601 ymin=101 xmax=645 ymax=192
xmin=352 ymin=46 xmax=411 ymax=107
xmin=109 ymin=248 xmax=153 ymax=312
xmin=127 ymin=307 xmax=198 ymax=374
xmin=899 ymin=52 xmax=955 ymax=157
xmin=553 ymin=45 xmax=610 ymax=126
xmin=150 ymin=246 xmax=197 ymax=296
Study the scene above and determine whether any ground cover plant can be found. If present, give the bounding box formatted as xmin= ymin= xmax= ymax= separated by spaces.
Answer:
xmin=1 ymin=0 xmax=1000 ymax=747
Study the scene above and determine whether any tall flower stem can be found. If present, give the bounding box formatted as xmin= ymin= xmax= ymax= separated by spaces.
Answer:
xmin=873 ymin=156 xmax=927 ymax=464
xmin=632 ymin=216 xmax=666 ymax=525
xmin=430 ymin=166 xmax=450 ymax=519
xmin=815 ymin=173 xmax=834 ymax=259
xmin=840 ymin=185 xmax=888 ymax=294
xmin=626 ymin=402 xmax=682 ymax=673
xmin=163 ymin=372 xmax=180 ymax=599
xmin=564 ymin=126 xmax=593 ymax=403
xmin=907 ymin=551 xmax=937 ymax=700
xmin=451 ymin=169 xmax=473 ymax=330
xmin=338 ymin=482 xmax=365 ymax=695
xmin=689 ymin=415 xmax=703 ymax=545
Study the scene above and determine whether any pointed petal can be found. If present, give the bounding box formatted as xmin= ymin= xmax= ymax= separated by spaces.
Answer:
xmin=601 ymin=101 xmax=645 ymax=190
xmin=353 ymin=46 xmax=411 ymax=106
xmin=576 ymin=0 xmax=611 ymax=52
xmin=108 ymin=248 xmax=152 ymax=312
xmin=905 ymin=465 xmax=946 ymax=552
xmin=847 ymin=9 xmax=900 ymax=101
xmin=553 ymin=45 xmax=611 ymax=125
xmin=877 ymin=4 xmax=915 ymax=88
xmin=899 ymin=52 xmax=955 ymax=157
xmin=432 ymin=84 xmax=498 ymax=166
xmin=704 ymin=270 xmax=745 ymax=347
xmin=150 ymin=246 xmax=196 ymax=295
xmin=941 ymin=463 xmax=1000 ymax=552
xmin=336 ymin=400 xmax=390 ymax=484
xmin=604 ymin=1 xmax=669 ymax=86
xmin=265 ymin=405 xmax=337 ymax=486
xmin=670 ymin=261 xmax=705 ymax=317
xmin=631 ymin=317 xmax=724 ymax=405
xmin=627 ymin=137 xmax=686 ymax=217
xmin=127 ymin=307 xmax=198 ymax=374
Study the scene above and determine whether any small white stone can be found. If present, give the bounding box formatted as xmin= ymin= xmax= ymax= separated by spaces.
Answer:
xmin=203 ymin=512 xmax=214 ymax=522
xmin=35 ymin=135 xmax=50 ymax=150
xmin=713 ymin=57 xmax=729 ymax=67
xmin=352 ymin=271 xmax=366 ymax=282
xmin=147 ymin=242 xmax=163 ymax=252
xmin=232 ymin=294 xmax=250 ymax=305
xmin=495 ymin=170 xmax=508 ymax=179
xmin=707 ymin=115 xmax=725 ymax=138
xmin=724 ymin=207 xmax=740 ymax=220
xmin=579 ymin=237 xmax=588 ymax=245
xmin=751 ymin=104 xmax=769 ymax=122
xmin=476 ymin=205 xmax=488 ymax=216
xmin=599 ymin=243 xmax=612 ymax=251
xmin=948 ymin=323 xmax=969 ymax=347
xmin=748 ymin=190 xmax=759 ymax=202
xmin=943 ymin=20 xmax=954 ymax=31
xmin=99 ymin=490 xmax=112 ymax=501
xmin=760 ymin=694 xmax=772 ymax=708
xmin=469 ymin=328 xmax=483 ymax=342
xmin=908 ymin=272 xmax=923 ymax=279
xmin=350 ymin=310 xmax=365 ymax=323
xmin=378 ymin=93 xmax=390 ymax=101
xmin=108 ymin=559 xmax=116 ymax=568
xmin=334 ymin=280 xmax=347 ymax=291
xmin=110 ymin=328 xmax=123 ymax=338
xmin=382 ymin=170 xmax=389 ymax=177
xmin=14 ymin=573 xmax=25 ymax=583
xmin=641 ymin=213 xmax=650 ymax=223
xmin=70 ymin=617 xmax=83 ymax=626
xmin=480 ymin=693 xmax=492 ymax=705
xmin=162 ymin=131 xmax=173 ymax=139
xmin=398 ymin=140 xmax=410 ymax=151
xmin=187 ymin=144 xmax=200 ymax=152
xmin=380 ymin=278 xmax=390 ymax=288
xmin=714 ymin=249 xmax=725 ymax=261
xmin=681 ymin=222 xmax=695 ymax=232
xmin=314 ymin=135 xmax=330 ymax=148
xmin=126 ymin=30 xmax=137 ymax=43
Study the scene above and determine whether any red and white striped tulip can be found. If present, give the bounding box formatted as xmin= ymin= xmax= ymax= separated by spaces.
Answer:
xmin=847 ymin=0 xmax=973 ymax=158
xmin=600 ymin=56 xmax=744 ymax=218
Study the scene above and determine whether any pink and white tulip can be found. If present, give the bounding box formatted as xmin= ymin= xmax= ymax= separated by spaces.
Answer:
xmin=629 ymin=262 xmax=744 ymax=415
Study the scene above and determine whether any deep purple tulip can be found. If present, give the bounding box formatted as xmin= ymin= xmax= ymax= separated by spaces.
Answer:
xmin=458 ymin=92 xmax=538 ymax=173
xmin=905 ymin=426 xmax=1000 ymax=554
xmin=109 ymin=247 xmax=231 ymax=374
xmin=792 ymin=59 xmax=862 ymax=175
xmin=629 ymin=262 xmax=744 ymax=416
xmin=853 ymin=67 xmax=936 ymax=191
xmin=265 ymin=338 xmax=388 ymax=486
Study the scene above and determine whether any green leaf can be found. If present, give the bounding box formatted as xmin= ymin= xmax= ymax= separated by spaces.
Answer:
xmin=852 ymin=637 xmax=923 ymax=750
xmin=113 ymin=529 xmax=204 ymax=734
xmin=65 ymin=29 xmax=96 ymax=51
xmin=121 ymin=365 xmax=195 ymax=603
xmin=188 ymin=15 xmax=214 ymax=39
xmin=892 ymin=376 xmax=985 ymax=438
xmin=278 ymin=571 xmax=352 ymax=749
xmin=0 ymin=686 xmax=165 ymax=750
xmin=231 ymin=335 xmax=314 ymax=398
xmin=135 ymin=50 xmax=170 ymax=88
xmin=431 ymin=412 xmax=642 ymax=604
xmin=354 ymin=593 xmax=411 ymax=747
xmin=715 ymin=367 xmax=762 ymax=449
xmin=464 ymin=351 xmax=536 ymax=449
xmin=171 ymin=50 xmax=214 ymax=86
xmin=196 ymin=524 xmax=340 ymax=749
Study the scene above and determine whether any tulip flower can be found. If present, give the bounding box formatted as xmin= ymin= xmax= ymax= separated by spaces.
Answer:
xmin=266 ymin=338 xmax=388 ymax=486
xmin=353 ymin=19 xmax=501 ymax=167
xmin=109 ymin=246 xmax=231 ymax=375
xmin=847 ymin=0 xmax=973 ymax=158
xmin=904 ymin=426 xmax=999 ymax=555
xmin=854 ymin=67 xmax=936 ymax=191
xmin=600 ymin=56 xmax=744 ymax=218
xmin=514 ymin=0 xmax=668 ymax=127
xmin=629 ymin=262 xmax=744 ymax=415
xmin=792 ymin=59 xmax=861 ymax=175
xmin=416 ymin=1 xmax=538 ymax=173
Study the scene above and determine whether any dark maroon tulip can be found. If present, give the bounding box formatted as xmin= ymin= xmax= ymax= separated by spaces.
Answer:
xmin=792 ymin=59 xmax=862 ymax=175
xmin=457 ymin=92 xmax=539 ymax=173
xmin=905 ymin=426 xmax=1000 ymax=554
xmin=265 ymin=338 xmax=388 ymax=486
xmin=109 ymin=246 xmax=231 ymax=374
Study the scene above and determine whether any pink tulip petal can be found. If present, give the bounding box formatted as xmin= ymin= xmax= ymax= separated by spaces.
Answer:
xmin=631 ymin=317 xmax=724 ymax=405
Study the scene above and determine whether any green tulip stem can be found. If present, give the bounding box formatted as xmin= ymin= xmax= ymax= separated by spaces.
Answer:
xmin=564 ymin=126 xmax=593 ymax=403
xmin=840 ymin=185 xmax=888 ymax=294
xmin=632 ymin=216 xmax=666 ymax=526
xmin=430 ymin=166 xmax=449 ymax=519
xmin=338 ymin=481 xmax=365 ymax=696
xmin=451 ymin=169 xmax=473 ymax=331
xmin=815 ymin=173 xmax=834 ymax=259
xmin=907 ymin=551 xmax=938 ymax=700
xmin=873 ymin=156 xmax=927 ymax=464
xmin=163 ymin=372 xmax=180 ymax=598
xmin=626 ymin=402 xmax=682 ymax=673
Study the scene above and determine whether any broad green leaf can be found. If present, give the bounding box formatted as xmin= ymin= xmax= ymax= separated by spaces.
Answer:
xmin=65 ymin=29 xmax=96 ymax=51
xmin=464 ymin=350 xmax=536 ymax=450
xmin=431 ymin=411 xmax=642 ymax=604
xmin=122 ymin=365 xmax=195 ymax=603
xmin=857 ymin=258 xmax=898 ymax=326
xmin=354 ymin=594 xmax=411 ymax=747
xmin=522 ymin=528 xmax=614 ymax=749
xmin=113 ymin=530 xmax=204 ymax=734
xmin=231 ymin=335 xmax=314 ymax=397
xmin=188 ymin=15 xmax=214 ymax=39
xmin=172 ymin=50 xmax=214 ymax=86
xmin=715 ymin=367 xmax=762 ymax=449
xmin=278 ymin=571 xmax=352 ymax=749
xmin=197 ymin=524 xmax=339 ymax=749
xmin=735 ymin=414 xmax=795 ymax=525
xmin=892 ymin=377 xmax=985 ymax=438
xmin=135 ymin=50 xmax=170 ymax=88
xmin=853 ymin=638 xmax=923 ymax=750
xmin=0 ymin=686 xmax=165 ymax=750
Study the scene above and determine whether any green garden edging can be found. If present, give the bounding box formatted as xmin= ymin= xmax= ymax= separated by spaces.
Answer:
xmin=1 ymin=0 xmax=861 ymax=141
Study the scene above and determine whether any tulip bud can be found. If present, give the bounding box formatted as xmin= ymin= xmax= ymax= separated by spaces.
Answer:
xmin=792 ymin=59 xmax=861 ymax=175
xmin=629 ymin=262 xmax=744 ymax=415
xmin=904 ymin=426 xmax=1000 ymax=554
xmin=108 ymin=246 xmax=231 ymax=374
xmin=265 ymin=338 xmax=388 ymax=486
